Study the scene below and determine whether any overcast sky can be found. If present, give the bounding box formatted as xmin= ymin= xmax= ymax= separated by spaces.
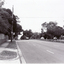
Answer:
xmin=3 ymin=0 xmax=64 ymax=33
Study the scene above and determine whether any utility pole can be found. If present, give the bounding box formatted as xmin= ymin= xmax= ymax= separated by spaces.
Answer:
xmin=11 ymin=5 xmax=14 ymax=42
xmin=0 ymin=0 xmax=4 ymax=7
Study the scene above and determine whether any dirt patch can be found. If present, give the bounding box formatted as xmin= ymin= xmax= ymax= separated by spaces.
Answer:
xmin=6 ymin=41 xmax=17 ymax=49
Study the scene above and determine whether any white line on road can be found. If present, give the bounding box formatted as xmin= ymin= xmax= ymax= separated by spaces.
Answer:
xmin=18 ymin=47 xmax=26 ymax=64
xmin=21 ymin=56 xmax=26 ymax=64
xmin=47 ymin=50 xmax=54 ymax=54
xmin=16 ymin=41 xmax=26 ymax=64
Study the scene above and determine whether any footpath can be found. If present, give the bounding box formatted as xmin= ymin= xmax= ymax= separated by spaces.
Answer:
xmin=0 ymin=40 xmax=22 ymax=64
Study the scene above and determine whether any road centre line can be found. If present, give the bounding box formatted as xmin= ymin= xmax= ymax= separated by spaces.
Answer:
xmin=47 ymin=50 xmax=54 ymax=54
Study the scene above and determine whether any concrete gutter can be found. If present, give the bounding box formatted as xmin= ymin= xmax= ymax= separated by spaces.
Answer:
xmin=16 ymin=41 xmax=26 ymax=64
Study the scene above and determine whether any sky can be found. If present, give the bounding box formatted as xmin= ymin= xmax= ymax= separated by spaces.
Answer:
xmin=2 ymin=0 xmax=64 ymax=33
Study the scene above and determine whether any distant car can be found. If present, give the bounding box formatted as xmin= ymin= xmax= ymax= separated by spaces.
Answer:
xmin=40 ymin=37 xmax=44 ymax=39
xmin=26 ymin=37 xmax=29 ymax=40
xmin=21 ymin=36 xmax=29 ymax=40
xmin=53 ymin=37 xmax=57 ymax=40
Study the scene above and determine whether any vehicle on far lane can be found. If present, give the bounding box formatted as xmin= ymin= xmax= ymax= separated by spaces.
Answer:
xmin=21 ymin=36 xmax=29 ymax=40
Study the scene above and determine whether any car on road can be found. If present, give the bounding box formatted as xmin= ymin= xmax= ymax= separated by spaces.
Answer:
xmin=21 ymin=35 xmax=29 ymax=40
xmin=40 ymin=37 xmax=44 ymax=39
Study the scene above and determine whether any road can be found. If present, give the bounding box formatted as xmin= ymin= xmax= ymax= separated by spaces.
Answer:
xmin=16 ymin=39 xmax=64 ymax=63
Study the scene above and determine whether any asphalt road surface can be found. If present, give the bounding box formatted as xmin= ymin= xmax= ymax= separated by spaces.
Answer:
xmin=16 ymin=39 xmax=64 ymax=63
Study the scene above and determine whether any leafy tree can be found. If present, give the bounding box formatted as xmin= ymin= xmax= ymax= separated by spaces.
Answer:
xmin=42 ymin=21 xmax=57 ymax=32
xmin=0 ymin=8 xmax=23 ymax=39
xmin=22 ymin=30 xmax=33 ymax=39
xmin=43 ymin=32 xmax=53 ymax=39
xmin=31 ymin=32 xmax=40 ymax=39
xmin=0 ymin=8 xmax=12 ymax=34
xmin=15 ymin=24 xmax=23 ymax=35
xmin=41 ymin=21 xmax=64 ymax=39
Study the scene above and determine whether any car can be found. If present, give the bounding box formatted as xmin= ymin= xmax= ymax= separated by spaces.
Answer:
xmin=40 ymin=37 xmax=44 ymax=39
xmin=25 ymin=37 xmax=29 ymax=40
xmin=53 ymin=37 xmax=57 ymax=40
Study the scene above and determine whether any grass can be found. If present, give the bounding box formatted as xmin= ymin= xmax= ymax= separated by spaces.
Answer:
xmin=0 ymin=40 xmax=18 ymax=60
xmin=0 ymin=51 xmax=17 ymax=60
xmin=6 ymin=41 xmax=17 ymax=49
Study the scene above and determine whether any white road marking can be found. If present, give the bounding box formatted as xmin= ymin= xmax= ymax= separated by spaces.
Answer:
xmin=47 ymin=50 xmax=54 ymax=54
xmin=21 ymin=56 xmax=26 ymax=64
xmin=16 ymin=42 xmax=26 ymax=64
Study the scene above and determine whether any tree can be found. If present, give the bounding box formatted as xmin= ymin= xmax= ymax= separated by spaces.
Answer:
xmin=41 ymin=21 xmax=64 ymax=39
xmin=0 ymin=8 xmax=23 ymax=40
xmin=0 ymin=8 xmax=12 ymax=35
xmin=43 ymin=32 xmax=53 ymax=39
xmin=15 ymin=24 xmax=23 ymax=35
xmin=31 ymin=32 xmax=40 ymax=39
xmin=22 ymin=30 xmax=33 ymax=39
xmin=42 ymin=21 xmax=57 ymax=32
xmin=28 ymin=30 xmax=33 ymax=38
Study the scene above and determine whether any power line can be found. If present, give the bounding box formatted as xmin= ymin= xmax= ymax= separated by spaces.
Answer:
xmin=20 ymin=17 xmax=64 ymax=18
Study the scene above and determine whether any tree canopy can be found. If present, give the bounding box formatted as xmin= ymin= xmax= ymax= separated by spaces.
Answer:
xmin=21 ymin=29 xmax=33 ymax=39
xmin=0 ymin=8 xmax=22 ymax=38
xmin=0 ymin=8 xmax=12 ymax=34
xmin=41 ymin=21 xmax=64 ymax=39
